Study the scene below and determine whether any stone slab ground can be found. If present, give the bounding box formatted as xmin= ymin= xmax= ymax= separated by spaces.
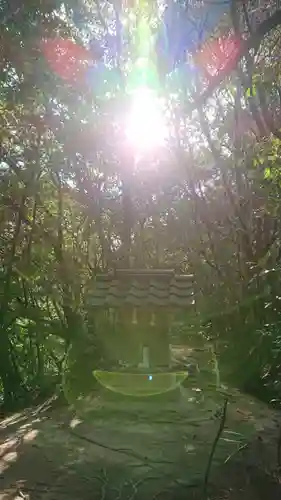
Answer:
xmin=1 ymin=386 xmax=281 ymax=500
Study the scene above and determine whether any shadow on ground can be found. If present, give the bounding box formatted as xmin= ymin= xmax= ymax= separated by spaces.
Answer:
xmin=0 ymin=393 xmax=281 ymax=500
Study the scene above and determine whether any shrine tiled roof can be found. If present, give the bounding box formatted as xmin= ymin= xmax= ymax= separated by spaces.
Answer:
xmin=90 ymin=270 xmax=194 ymax=308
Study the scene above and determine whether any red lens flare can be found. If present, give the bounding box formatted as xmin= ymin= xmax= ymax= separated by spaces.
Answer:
xmin=41 ymin=37 xmax=91 ymax=83
xmin=194 ymin=35 xmax=242 ymax=81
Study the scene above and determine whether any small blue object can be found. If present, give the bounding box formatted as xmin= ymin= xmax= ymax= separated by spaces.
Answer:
xmin=148 ymin=375 xmax=153 ymax=381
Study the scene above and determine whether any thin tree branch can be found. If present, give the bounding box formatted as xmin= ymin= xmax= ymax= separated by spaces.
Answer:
xmin=94 ymin=0 xmax=108 ymax=34
xmin=203 ymin=398 xmax=228 ymax=495
xmin=68 ymin=428 xmax=174 ymax=470
xmin=242 ymin=0 xmax=252 ymax=34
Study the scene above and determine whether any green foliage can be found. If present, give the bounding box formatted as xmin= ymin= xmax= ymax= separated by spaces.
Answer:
xmin=1 ymin=0 xmax=281 ymax=411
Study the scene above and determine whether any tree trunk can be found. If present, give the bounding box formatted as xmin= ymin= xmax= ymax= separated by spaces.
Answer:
xmin=0 ymin=327 xmax=23 ymax=408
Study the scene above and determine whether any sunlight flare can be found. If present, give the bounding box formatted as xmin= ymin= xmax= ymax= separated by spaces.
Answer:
xmin=125 ymin=87 xmax=167 ymax=152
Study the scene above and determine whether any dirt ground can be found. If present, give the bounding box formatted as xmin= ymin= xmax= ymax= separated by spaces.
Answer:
xmin=1 ymin=387 xmax=281 ymax=500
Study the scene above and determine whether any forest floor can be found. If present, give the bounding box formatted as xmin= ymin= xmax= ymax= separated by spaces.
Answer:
xmin=1 ymin=343 xmax=281 ymax=500
xmin=1 ymin=389 xmax=281 ymax=500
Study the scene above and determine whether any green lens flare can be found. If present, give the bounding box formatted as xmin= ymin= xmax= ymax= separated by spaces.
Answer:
xmin=137 ymin=18 xmax=152 ymax=58
xmin=93 ymin=370 xmax=188 ymax=396
xmin=127 ymin=57 xmax=159 ymax=93
xmin=126 ymin=7 xmax=159 ymax=94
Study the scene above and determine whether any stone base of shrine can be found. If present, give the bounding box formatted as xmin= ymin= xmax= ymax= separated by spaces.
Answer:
xmin=70 ymin=385 xmax=188 ymax=421
xmin=90 ymin=385 xmax=186 ymax=421
xmin=101 ymin=384 xmax=182 ymax=403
